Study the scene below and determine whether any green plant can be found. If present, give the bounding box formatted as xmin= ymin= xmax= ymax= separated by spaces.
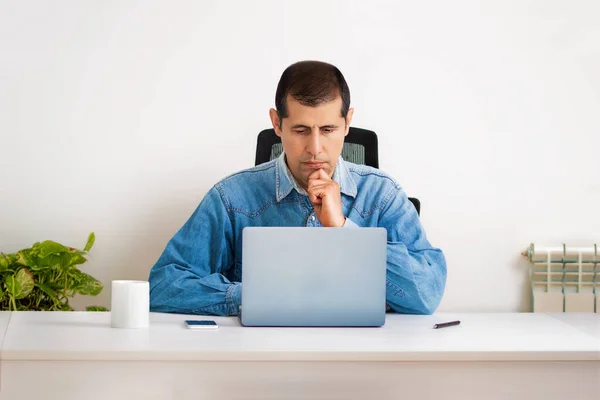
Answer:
xmin=0 ymin=233 xmax=107 ymax=311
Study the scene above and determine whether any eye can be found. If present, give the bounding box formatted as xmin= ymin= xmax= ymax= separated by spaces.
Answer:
xmin=294 ymin=129 xmax=308 ymax=135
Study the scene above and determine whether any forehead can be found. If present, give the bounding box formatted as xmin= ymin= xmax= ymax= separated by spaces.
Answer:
xmin=284 ymin=96 xmax=344 ymax=123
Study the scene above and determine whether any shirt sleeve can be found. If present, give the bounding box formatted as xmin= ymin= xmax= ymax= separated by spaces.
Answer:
xmin=378 ymin=187 xmax=447 ymax=314
xmin=148 ymin=186 xmax=241 ymax=316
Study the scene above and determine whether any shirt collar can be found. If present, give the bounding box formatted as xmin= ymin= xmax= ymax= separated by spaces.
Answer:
xmin=275 ymin=152 xmax=357 ymax=202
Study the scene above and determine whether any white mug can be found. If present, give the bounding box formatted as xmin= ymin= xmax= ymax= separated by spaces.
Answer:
xmin=110 ymin=280 xmax=150 ymax=329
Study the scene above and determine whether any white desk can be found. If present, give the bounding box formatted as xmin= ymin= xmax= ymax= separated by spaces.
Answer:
xmin=0 ymin=312 xmax=11 ymax=393
xmin=1 ymin=312 xmax=599 ymax=400
xmin=0 ymin=312 xmax=9 ymax=344
xmin=548 ymin=312 xmax=600 ymax=338
xmin=0 ymin=312 xmax=10 ymax=352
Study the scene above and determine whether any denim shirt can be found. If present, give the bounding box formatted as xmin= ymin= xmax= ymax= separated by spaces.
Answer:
xmin=148 ymin=153 xmax=447 ymax=316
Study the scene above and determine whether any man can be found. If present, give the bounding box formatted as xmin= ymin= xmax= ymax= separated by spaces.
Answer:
xmin=148 ymin=60 xmax=447 ymax=315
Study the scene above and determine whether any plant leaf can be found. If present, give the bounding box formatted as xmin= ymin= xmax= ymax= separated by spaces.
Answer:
xmin=86 ymin=306 xmax=108 ymax=312
xmin=35 ymin=283 xmax=60 ymax=303
xmin=49 ymin=252 xmax=87 ymax=272
xmin=0 ymin=254 xmax=10 ymax=272
xmin=16 ymin=249 xmax=33 ymax=266
xmin=65 ymin=253 xmax=87 ymax=267
xmin=72 ymin=270 xmax=103 ymax=296
xmin=4 ymin=275 xmax=22 ymax=298
xmin=38 ymin=240 xmax=69 ymax=258
xmin=83 ymin=232 xmax=95 ymax=252
xmin=32 ymin=253 xmax=62 ymax=269
xmin=15 ymin=268 xmax=34 ymax=299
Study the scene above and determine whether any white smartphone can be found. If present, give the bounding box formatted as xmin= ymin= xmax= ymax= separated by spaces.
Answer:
xmin=184 ymin=320 xmax=219 ymax=330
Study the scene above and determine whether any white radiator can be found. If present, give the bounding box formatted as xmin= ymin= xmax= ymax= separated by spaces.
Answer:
xmin=523 ymin=244 xmax=598 ymax=313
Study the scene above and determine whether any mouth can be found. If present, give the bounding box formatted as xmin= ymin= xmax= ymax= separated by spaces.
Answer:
xmin=303 ymin=162 xmax=326 ymax=169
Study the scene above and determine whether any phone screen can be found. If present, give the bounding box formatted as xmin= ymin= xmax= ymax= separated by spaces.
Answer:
xmin=185 ymin=320 xmax=218 ymax=327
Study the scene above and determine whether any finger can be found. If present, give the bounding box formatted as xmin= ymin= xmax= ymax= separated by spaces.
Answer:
xmin=307 ymin=179 xmax=328 ymax=189
xmin=308 ymin=182 xmax=339 ymax=198
xmin=316 ymin=168 xmax=330 ymax=180
xmin=307 ymin=169 xmax=322 ymax=180
xmin=307 ymin=184 xmax=330 ymax=201
xmin=308 ymin=168 xmax=330 ymax=181
xmin=307 ymin=183 xmax=330 ymax=197
xmin=308 ymin=191 xmax=322 ymax=205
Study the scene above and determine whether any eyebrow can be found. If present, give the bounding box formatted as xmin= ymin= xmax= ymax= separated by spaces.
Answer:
xmin=290 ymin=124 xmax=340 ymax=130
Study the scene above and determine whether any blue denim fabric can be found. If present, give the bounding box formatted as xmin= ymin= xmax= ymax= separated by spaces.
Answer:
xmin=149 ymin=153 xmax=447 ymax=316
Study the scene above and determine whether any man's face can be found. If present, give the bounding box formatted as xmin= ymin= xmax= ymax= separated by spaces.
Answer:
xmin=270 ymin=96 xmax=354 ymax=190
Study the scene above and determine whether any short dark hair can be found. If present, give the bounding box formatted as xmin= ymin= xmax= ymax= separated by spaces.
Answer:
xmin=275 ymin=60 xmax=351 ymax=125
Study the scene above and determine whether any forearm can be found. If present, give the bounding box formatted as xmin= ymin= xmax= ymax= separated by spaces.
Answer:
xmin=148 ymin=185 xmax=239 ymax=316
xmin=375 ymin=186 xmax=447 ymax=314
xmin=149 ymin=265 xmax=241 ymax=316
xmin=344 ymin=216 xmax=445 ymax=313
xmin=385 ymin=241 xmax=446 ymax=314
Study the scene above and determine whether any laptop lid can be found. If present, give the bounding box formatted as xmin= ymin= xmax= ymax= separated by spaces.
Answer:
xmin=241 ymin=227 xmax=387 ymax=327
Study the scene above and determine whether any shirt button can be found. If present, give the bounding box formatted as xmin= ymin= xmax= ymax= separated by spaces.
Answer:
xmin=310 ymin=215 xmax=316 ymax=221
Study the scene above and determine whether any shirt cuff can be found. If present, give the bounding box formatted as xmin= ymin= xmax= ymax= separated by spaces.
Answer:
xmin=226 ymin=282 xmax=242 ymax=316
xmin=342 ymin=217 xmax=359 ymax=228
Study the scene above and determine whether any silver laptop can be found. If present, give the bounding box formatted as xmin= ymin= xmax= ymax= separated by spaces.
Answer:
xmin=240 ymin=227 xmax=387 ymax=327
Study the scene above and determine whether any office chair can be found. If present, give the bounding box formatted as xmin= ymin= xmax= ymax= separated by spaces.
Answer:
xmin=255 ymin=127 xmax=421 ymax=215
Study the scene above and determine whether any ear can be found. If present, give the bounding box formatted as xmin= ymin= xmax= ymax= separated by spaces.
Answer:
xmin=269 ymin=108 xmax=282 ymax=137
xmin=344 ymin=108 xmax=354 ymax=136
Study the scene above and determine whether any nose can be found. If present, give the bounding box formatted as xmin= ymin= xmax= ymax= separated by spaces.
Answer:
xmin=306 ymin=129 xmax=322 ymax=157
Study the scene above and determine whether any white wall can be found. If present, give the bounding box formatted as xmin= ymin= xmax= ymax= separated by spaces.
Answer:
xmin=1 ymin=1 xmax=599 ymax=312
